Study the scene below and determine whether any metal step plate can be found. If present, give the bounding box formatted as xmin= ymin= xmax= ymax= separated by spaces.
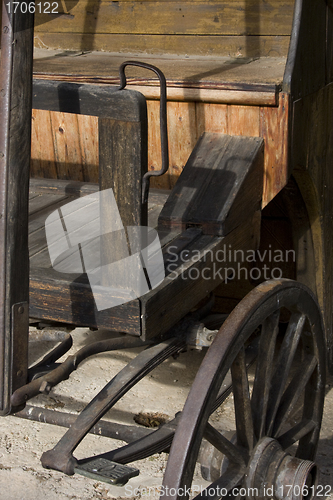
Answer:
xmin=75 ymin=458 xmax=139 ymax=486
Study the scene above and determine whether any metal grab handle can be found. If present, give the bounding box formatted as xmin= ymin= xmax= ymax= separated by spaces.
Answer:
xmin=118 ymin=61 xmax=169 ymax=205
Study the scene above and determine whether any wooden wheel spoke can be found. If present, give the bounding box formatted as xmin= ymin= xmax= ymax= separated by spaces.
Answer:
xmin=273 ymin=355 xmax=318 ymax=437
xmin=277 ymin=419 xmax=316 ymax=450
xmin=193 ymin=464 xmax=244 ymax=500
xmin=231 ymin=347 xmax=254 ymax=451
xmin=266 ymin=312 xmax=306 ymax=435
xmin=251 ymin=310 xmax=280 ymax=440
xmin=212 ymin=337 xmax=259 ymax=414
xmin=204 ymin=422 xmax=246 ymax=466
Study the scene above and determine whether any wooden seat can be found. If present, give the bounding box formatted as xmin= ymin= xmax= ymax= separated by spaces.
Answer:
xmin=29 ymin=133 xmax=263 ymax=339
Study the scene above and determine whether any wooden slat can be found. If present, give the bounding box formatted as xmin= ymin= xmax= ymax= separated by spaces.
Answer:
xmin=34 ymin=1 xmax=294 ymax=36
xmin=147 ymin=100 xmax=167 ymax=189
xmin=260 ymin=93 xmax=290 ymax=206
xmin=29 ymin=177 xmax=98 ymax=195
xmin=77 ymin=114 xmax=99 ymax=182
xmin=28 ymin=193 xmax=70 ymax=216
xmin=49 ymin=111 xmax=84 ymax=181
xmin=31 ymin=109 xmax=57 ymax=178
xmin=148 ymin=101 xmax=198 ymax=190
xmin=31 ymin=110 xmax=99 ymax=181
xmin=227 ymin=105 xmax=261 ymax=136
xmin=196 ymin=103 xmax=228 ymax=138
xmin=34 ymin=34 xmax=291 ymax=59
xmin=167 ymin=101 xmax=198 ymax=189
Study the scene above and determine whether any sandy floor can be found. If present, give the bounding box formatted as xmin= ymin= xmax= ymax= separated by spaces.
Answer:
xmin=0 ymin=326 xmax=332 ymax=500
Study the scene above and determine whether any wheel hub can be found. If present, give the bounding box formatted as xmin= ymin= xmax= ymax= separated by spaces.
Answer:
xmin=245 ymin=437 xmax=318 ymax=500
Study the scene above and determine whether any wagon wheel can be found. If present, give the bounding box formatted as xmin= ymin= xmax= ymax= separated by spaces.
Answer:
xmin=161 ymin=279 xmax=326 ymax=500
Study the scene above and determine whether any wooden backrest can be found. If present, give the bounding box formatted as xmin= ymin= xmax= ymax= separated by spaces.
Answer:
xmin=32 ymin=80 xmax=148 ymax=226
xmin=34 ymin=0 xmax=296 ymax=57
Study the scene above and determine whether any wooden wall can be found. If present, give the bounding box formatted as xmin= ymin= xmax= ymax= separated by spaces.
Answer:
xmin=33 ymin=0 xmax=294 ymax=57
xmin=31 ymin=93 xmax=289 ymax=206
xmin=291 ymin=83 xmax=333 ymax=366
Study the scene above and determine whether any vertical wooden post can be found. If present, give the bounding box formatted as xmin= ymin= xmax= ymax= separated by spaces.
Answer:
xmin=0 ymin=3 xmax=33 ymax=414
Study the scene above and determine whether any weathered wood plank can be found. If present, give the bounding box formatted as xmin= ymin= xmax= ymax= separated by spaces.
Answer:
xmin=29 ymin=268 xmax=141 ymax=335
xmin=141 ymin=216 xmax=260 ymax=340
xmin=34 ymin=34 xmax=291 ymax=58
xmin=28 ymin=193 xmax=70 ymax=216
xmin=34 ymin=1 xmax=294 ymax=36
xmin=29 ymin=177 xmax=99 ymax=195
xmin=99 ymin=117 xmax=148 ymax=227
xmin=33 ymin=50 xmax=286 ymax=91
xmin=158 ymin=134 xmax=264 ymax=236
xmin=261 ymin=93 xmax=290 ymax=206
xmin=32 ymin=79 xmax=147 ymax=121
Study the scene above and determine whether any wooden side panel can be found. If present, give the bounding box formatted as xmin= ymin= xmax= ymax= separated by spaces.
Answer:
xmin=34 ymin=1 xmax=294 ymax=36
xmin=33 ymin=0 xmax=294 ymax=57
xmin=29 ymin=268 xmax=141 ymax=335
xmin=260 ymin=93 xmax=290 ymax=206
xmin=31 ymin=96 xmax=290 ymax=208
xmin=283 ymin=0 xmax=326 ymax=98
xmin=291 ymin=83 xmax=333 ymax=365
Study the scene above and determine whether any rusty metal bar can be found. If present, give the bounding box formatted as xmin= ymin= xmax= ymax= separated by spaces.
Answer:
xmin=118 ymin=61 xmax=169 ymax=205
xmin=15 ymin=405 xmax=152 ymax=443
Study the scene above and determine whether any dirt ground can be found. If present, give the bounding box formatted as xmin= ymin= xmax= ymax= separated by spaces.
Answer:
xmin=0 ymin=326 xmax=332 ymax=500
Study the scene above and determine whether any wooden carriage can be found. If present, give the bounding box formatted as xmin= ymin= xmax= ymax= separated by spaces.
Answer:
xmin=0 ymin=0 xmax=332 ymax=496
